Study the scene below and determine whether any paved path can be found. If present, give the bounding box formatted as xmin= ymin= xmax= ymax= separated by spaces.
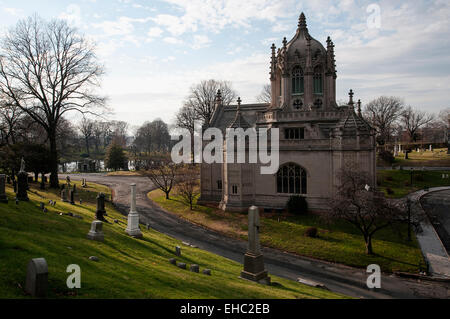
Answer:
xmin=63 ymin=174 xmax=450 ymax=299
xmin=410 ymin=187 xmax=450 ymax=278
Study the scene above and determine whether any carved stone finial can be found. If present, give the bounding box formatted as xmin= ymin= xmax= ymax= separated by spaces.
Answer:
xmin=237 ymin=97 xmax=242 ymax=107
xmin=357 ymin=99 xmax=362 ymax=116
xmin=348 ymin=89 xmax=354 ymax=107
xmin=282 ymin=37 xmax=287 ymax=49
xmin=298 ymin=12 xmax=307 ymax=29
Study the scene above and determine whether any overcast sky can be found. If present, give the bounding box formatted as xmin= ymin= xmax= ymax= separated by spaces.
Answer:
xmin=1 ymin=0 xmax=449 ymax=127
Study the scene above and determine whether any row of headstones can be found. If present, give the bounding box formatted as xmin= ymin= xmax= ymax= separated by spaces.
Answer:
xmin=87 ymin=184 xmax=142 ymax=241
xmin=24 ymin=195 xmax=271 ymax=297
xmin=0 ymin=173 xmax=28 ymax=202
xmin=393 ymin=145 xmax=435 ymax=157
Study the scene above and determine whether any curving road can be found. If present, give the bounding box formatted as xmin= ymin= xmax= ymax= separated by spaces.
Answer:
xmin=63 ymin=173 xmax=450 ymax=299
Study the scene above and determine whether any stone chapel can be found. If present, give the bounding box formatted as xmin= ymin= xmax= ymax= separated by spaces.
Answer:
xmin=198 ymin=13 xmax=376 ymax=212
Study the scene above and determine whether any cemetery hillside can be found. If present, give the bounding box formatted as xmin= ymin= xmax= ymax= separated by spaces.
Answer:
xmin=1 ymin=3 xmax=450 ymax=306
xmin=0 ymin=180 xmax=345 ymax=299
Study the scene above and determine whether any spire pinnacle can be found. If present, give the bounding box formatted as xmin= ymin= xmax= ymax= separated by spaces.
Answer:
xmin=348 ymin=89 xmax=354 ymax=107
xmin=298 ymin=12 xmax=307 ymax=30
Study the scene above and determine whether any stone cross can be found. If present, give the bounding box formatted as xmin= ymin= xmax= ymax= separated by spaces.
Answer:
xmin=95 ymin=193 xmax=106 ymax=221
xmin=25 ymin=258 xmax=48 ymax=298
xmin=125 ymin=183 xmax=143 ymax=238
xmin=0 ymin=174 xmax=8 ymax=203
xmin=87 ymin=220 xmax=104 ymax=242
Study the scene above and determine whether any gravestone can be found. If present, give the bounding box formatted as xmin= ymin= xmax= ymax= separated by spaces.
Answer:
xmin=86 ymin=220 xmax=104 ymax=242
xmin=202 ymin=269 xmax=211 ymax=276
xmin=190 ymin=264 xmax=199 ymax=273
xmin=16 ymin=158 xmax=29 ymax=201
xmin=169 ymin=258 xmax=177 ymax=265
xmin=177 ymin=262 xmax=187 ymax=270
xmin=25 ymin=258 xmax=48 ymax=298
xmin=69 ymin=190 xmax=75 ymax=205
xmin=60 ymin=187 xmax=68 ymax=202
xmin=175 ymin=246 xmax=181 ymax=256
xmin=0 ymin=174 xmax=8 ymax=203
xmin=125 ymin=184 xmax=143 ymax=238
xmin=40 ymin=173 xmax=45 ymax=190
xmin=66 ymin=176 xmax=71 ymax=187
xmin=240 ymin=206 xmax=270 ymax=284
xmin=95 ymin=193 xmax=106 ymax=221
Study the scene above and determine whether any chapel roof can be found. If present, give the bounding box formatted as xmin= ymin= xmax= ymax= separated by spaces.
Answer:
xmin=285 ymin=13 xmax=327 ymax=60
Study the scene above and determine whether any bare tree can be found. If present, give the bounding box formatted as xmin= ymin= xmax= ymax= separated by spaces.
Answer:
xmin=0 ymin=15 xmax=105 ymax=187
xmin=185 ymin=79 xmax=238 ymax=126
xmin=329 ymin=163 xmax=402 ymax=255
xmin=78 ymin=117 xmax=94 ymax=156
xmin=400 ymin=106 xmax=434 ymax=142
xmin=0 ymin=97 xmax=23 ymax=145
xmin=256 ymin=84 xmax=271 ymax=103
xmin=176 ymin=166 xmax=199 ymax=210
xmin=363 ymin=96 xmax=404 ymax=145
xmin=145 ymin=164 xmax=177 ymax=200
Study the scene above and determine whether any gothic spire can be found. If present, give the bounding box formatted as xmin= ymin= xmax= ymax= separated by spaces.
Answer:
xmin=298 ymin=12 xmax=307 ymax=30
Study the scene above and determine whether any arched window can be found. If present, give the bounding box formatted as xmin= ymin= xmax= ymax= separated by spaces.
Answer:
xmin=292 ymin=66 xmax=304 ymax=94
xmin=313 ymin=66 xmax=323 ymax=94
xmin=276 ymin=163 xmax=307 ymax=194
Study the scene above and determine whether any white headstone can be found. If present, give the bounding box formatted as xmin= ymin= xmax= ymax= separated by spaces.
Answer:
xmin=25 ymin=258 xmax=48 ymax=298
xmin=126 ymin=184 xmax=143 ymax=238
xmin=87 ymin=220 xmax=104 ymax=242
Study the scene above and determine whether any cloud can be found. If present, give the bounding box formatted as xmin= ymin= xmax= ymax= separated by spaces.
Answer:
xmin=59 ymin=4 xmax=82 ymax=27
xmin=191 ymin=35 xmax=210 ymax=49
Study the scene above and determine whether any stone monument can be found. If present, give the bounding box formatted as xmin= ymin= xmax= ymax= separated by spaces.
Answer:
xmin=0 ymin=174 xmax=8 ymax=203
xmin=60 ymin=186 xmax=68 ymax=202
xmin=95 ymin=193 xmax=106 ymax=221
xmin=87 ymin=220 xmax=104 ymax=242
xmin=25 ymin=258 xmax=48 ymax=298
xmin=240 ymin=206 xmax=270 ymax=284
xmin=69 ymin=189 xmax=75 ymax=205
xmin=125 ymin=183 xmax=143 ymax=238
xmin=16 ymin=158 xmax=29 ymax=201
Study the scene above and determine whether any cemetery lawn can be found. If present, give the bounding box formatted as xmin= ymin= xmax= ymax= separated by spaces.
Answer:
xmin=149 ymin=189 xmax=426 ymax=274
xmin=377 ymin=169 xmax=450 ymax=199
xmin=392 ymin=149 xmax=450 ymax=167
xmin=0 ymin=181 xmax=346 ymax=299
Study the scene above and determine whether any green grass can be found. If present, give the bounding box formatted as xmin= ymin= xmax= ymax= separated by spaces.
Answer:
xmin=149 ymin=189 xmax=427 ymax=274
xmin=389 ymin=148 xmax=450 ymax=167
xmin=0 ymin=180 xmax=345 ymax=299
xmin=377 ymin=169 xmax=450 ymax=198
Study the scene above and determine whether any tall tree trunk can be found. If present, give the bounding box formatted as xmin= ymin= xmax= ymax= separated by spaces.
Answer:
xmin=49 ymin=132 xmax=59 ymax=188
xmin=85 ymin=137 xmax=90 ymax=156
xmin=365 ymin=235 xmax=374 ymax=255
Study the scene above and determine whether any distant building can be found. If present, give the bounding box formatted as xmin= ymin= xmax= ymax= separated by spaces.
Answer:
xmin=78 ymin=159 xmax=96 ymax=173
xmin=199 ymin=13 xmax=376 ymax=212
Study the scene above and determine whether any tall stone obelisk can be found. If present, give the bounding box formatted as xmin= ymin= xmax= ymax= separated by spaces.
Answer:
xmin=240 ymin=206 xmax=270 ymax=284
xmin=126 ymin=183 xmax=143 ymax=238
